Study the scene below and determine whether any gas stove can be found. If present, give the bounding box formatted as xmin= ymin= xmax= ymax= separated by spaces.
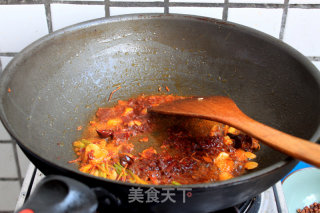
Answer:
xmin=15 ymin=164 xmax=288 ymax=213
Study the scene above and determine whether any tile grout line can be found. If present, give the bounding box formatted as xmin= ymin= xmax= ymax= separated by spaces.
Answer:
xmin=51 ymin=0 xmax=103 ymax=5
xmin=44 ymin=1 xmax=53 ymax=33
xmin=105 ymin=0 xmax=110 ymax=17
xmin=289 ymin=4 xmax=320 ymax=9
xmin=0 ymin=53 xmax=17 ymax=57
xmin=164 ymin=0 xmax=168 ymax=14
xmin=0 ymin=0 xmax=45 ymax=4
xmin=170 ymin=2 xmax=223 ymax=7
xmin=12 ymin=141 xmax=23 ymax=186
xmin=279 ymin=0 xmax=289 ymax=40
xmin=0 ymin=1 xmax=319 ymax=9
xmin=108 ymin=2 xmax=163 ymax=7
xmin=308 ymin=56 xmax=320 ymax=61
xmin=0 ymin=177 xmax=20 ymax=181
xmin=0 ymin=140 xmax=17 ymax=144
xmin=222 ymin=0 xmax=229 ymax=21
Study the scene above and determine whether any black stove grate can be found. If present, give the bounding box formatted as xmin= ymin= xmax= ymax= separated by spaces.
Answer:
xmin=213 ymin=195 xmax=261 ymax=213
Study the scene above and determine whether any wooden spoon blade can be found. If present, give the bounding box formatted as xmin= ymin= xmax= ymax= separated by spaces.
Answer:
xmin=150 ymin=96 xmax=244 ymax=126
xmin=150 ymin=96 xmax=320 ymax=167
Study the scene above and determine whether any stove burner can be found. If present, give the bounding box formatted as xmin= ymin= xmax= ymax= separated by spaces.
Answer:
xmin=15 ymin=167 xmax=287 ymax=213
xmin=213 ymin=195 xmax=261 ymax=213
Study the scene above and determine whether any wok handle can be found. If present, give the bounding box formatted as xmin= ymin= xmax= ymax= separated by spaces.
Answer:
xmin=16 ymin=175 xmax=98 ymax=213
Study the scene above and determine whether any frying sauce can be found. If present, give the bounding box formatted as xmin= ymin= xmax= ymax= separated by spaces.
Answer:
xmin=70 ymin=94 xmax=259 ymax=185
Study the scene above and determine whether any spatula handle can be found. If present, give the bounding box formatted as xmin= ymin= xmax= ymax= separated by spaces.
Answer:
xmin=234 ymin=115 xmax=320 ymax=168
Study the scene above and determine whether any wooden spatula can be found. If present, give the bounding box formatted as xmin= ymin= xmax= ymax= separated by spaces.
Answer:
xmin=150 ymin=96 xmax=320 ymax=167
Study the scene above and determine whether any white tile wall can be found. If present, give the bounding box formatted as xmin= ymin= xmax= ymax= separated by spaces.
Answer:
xmin=110 ymin=7 xmax=164 ymax=16
xmin=0 ymin=5 xmax=48 ymax=52
xmin=230 ymin=0 xmax=284 ymax=3
xmin=0 ymin=56 xmax=14 ymax=71
xmin=284 ymin=9 xmax=320 ymax=56
xmin=228 ymin=8 xmax=283 ymax=38
xmin=112 ymin=0 xmax=163 ymax=1
xmin=290 ymin=0 xmax=320 ymax=4
xmin=0 ymin=144 xmax=17 ymax=178
xmin=170 ymin=0 xmax=224 ymax=2
xmin=170 ymin=7 xmax=223 ymax=19
xmin=0 ymin=121 xmax=11 ymax=141
xmin=0 ymin=122 xmax=30 ymax=179
xmin=0 ymin=181 xmax=20 ymax=211
xmin=17 ymin=145 xmax=30 ymax=178
xmin=51 ymin=4 xmax=105 ymax=31
xmin=313 ymin=61 xmax=320 ymax=71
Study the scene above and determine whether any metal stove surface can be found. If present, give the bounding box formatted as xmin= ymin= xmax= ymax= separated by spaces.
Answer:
xmin=15 ymin=164 xmax=288 ymax=213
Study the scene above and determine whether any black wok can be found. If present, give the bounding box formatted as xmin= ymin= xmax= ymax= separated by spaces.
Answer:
xmin=0 ymin=14 xmax=320 ymax=212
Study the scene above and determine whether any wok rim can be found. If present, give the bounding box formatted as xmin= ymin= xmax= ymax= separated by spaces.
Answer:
xmin=0 ymin=13 xmax=319 ymax=189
